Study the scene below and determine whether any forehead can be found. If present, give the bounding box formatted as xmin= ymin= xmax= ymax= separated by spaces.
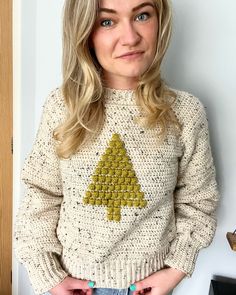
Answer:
xmin=98 ymin=0 xmax=155 ymax=10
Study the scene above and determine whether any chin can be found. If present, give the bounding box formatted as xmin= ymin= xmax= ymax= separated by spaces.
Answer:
xmin=124 ymin=66 xmax=149 ymax=77
xmin=118 ymin=69 xmax=145 ymax=78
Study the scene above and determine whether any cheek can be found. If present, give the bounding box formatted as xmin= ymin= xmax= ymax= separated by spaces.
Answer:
xmin=148 ymin=29 xmax=158 ymax=55
xmin=151 ymin=22 xmax=158 ymax=41
xmin=91 ymin=31 xmax=110 ymax=55
xmin=143 ymin=21 xmax=158 ymax=50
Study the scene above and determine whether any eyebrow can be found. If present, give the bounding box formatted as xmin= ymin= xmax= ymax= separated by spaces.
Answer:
xmin=98 ymin=2 xmax=155 ymax=14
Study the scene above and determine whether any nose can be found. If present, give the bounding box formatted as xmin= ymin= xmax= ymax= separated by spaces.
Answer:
xmin=119 ymin=21 xmax=141 ymax=47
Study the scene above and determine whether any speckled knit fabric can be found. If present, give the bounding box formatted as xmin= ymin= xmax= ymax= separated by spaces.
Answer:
xmin=14 ymin=87 xmax=219 ymax=294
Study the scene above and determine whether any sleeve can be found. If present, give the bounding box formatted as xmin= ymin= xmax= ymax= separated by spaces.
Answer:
xmin=163 ymin=98 xmax=220 ymax=277
xmin=14 ymin=89 xmax=68 ymax=294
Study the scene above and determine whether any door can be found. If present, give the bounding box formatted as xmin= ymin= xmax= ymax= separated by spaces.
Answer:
xmin=0 ymin=0 xmax=13 ymax=294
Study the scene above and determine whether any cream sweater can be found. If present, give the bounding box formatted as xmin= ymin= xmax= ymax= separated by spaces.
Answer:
xmin=14 ymin=87 xmax=219 ymax=294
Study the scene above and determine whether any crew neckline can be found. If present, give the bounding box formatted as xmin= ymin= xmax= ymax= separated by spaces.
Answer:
xmin=103 ymin=87 xmax=138 ymax=106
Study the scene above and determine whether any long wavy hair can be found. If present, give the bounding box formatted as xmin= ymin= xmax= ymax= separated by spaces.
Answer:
xmin=54 ymin=0 xmax=181 ymax=159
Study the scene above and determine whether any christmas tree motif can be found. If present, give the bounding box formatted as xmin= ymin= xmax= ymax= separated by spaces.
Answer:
xmin=83 ymin=133 xmax=147 ymax=222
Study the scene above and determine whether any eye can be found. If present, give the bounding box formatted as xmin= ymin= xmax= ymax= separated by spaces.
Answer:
xmin=100 ymin=19 xmax=114 ymax=27
xmin=136 ymin=12 xmax=150 ymax=22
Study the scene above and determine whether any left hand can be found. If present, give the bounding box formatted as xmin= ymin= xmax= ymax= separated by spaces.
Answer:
xmin=131 ymin=267 xmax=186 ymax=295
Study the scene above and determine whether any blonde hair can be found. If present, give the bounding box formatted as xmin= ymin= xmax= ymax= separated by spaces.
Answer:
xmin=54 ymin=0 xmax=181 ymax=159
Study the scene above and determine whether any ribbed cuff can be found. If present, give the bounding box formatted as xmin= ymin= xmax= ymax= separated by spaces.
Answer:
xmin=25 ymin=252 xmax=68 ymax=294
xmin=163 ymin=236 xmax=200 ymax=277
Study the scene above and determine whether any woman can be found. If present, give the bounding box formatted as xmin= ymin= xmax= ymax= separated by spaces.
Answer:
xmin=14 ymin=0 xmax=220 ymax=295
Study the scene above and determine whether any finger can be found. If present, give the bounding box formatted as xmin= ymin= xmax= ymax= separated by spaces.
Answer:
xmin=66 ymin=277 xmax=96 ymax=290
xmin=131 ymin=272 xmax=158 ymax=292
xmin=73 ymin=290 xmax=88 ymax=295
xmin=86 ymin=287 xmax=93 ymax=295
xmin=130 ymin=282 xmax=148 ymax=293
xmin=51 ymin=290 xmax=72 ymax=295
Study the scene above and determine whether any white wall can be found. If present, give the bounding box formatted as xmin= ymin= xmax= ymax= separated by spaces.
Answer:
xmin=13 ymin=0 xmax=64 ymax=294
xmin=13 ymin=1 xmax=37 ymax=294
xmin=13 ymin=0 xmax=236 ymax=294
xmin=162 ymin=1 xmax=236 ymax=294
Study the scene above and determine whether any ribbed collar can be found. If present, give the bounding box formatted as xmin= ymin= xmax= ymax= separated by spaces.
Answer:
xmin=103 ymin=87 xmax=139 ymax=106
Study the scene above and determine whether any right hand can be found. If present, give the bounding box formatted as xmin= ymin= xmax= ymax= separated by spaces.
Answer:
xmin=49 ymin=276 xmax=94 ymax=295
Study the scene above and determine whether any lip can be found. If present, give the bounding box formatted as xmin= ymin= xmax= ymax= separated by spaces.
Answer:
xmin=117 ymin=51 xmax=144 ymax=59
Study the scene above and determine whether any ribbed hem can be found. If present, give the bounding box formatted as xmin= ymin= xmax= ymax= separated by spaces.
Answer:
xmin=25 ymin=252 xmax=68 ymax=294
xmin=60 ymin=245 xmax=170 ymax=288
xmin=163 ymin=236 xmax=200 ymax=277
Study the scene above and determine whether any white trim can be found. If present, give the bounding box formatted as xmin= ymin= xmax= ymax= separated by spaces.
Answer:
xmin=12 ymin=0 xmax=22 ymax=294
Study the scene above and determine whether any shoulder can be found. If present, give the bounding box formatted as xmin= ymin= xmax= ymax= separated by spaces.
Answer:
xmin=43 ymin=87 xmax=66 ymax=111
xmin=42 ymin=87 xmax=67 ymax=123
xmin=168 ymin=87 xmax=208 ymax=128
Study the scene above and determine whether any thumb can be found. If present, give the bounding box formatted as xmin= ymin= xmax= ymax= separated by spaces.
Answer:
xmin=65 ymin=277 xmax=96 ymax=290
xmin=130 ymin=276 xmax=154 ymax=292
xmin=85 ymin=288 xmax=94 ymax=295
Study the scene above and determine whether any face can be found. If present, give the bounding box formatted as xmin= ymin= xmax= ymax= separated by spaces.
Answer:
xmin=90 ymin=0 xmax=158 ymax=89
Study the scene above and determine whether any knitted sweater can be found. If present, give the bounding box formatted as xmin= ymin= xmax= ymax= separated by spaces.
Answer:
xmin=14 ymin=87 xmax=219 ymax=294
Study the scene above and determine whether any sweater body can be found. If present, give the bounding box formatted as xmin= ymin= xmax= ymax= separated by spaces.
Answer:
xmin=14 ymin=88 xmax=219 ymax=294
xmin=58 ymin=92 xmax=181 ymax=287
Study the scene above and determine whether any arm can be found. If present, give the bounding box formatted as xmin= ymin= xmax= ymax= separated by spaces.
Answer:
xmin=14 ymin=89 xmax=68 ymax=294
xmin=128 ymin=96 xmax=219 ymax=295
xmin=164 ymin=97 xmax=220 ymax=276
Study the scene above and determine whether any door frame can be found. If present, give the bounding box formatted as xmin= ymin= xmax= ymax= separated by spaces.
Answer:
xmin=12 ymin=0 xmax=22 ymax=294
xmin=0 ymin=0 xmax=13 ymax=293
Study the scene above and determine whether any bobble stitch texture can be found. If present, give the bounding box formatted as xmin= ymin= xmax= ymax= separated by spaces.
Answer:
xmin=83 ymin=133 xmax=147 ymax=222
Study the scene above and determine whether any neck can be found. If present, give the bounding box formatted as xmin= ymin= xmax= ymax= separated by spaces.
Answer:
xmin=102 ymin=72 xmax=138 ymax=90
